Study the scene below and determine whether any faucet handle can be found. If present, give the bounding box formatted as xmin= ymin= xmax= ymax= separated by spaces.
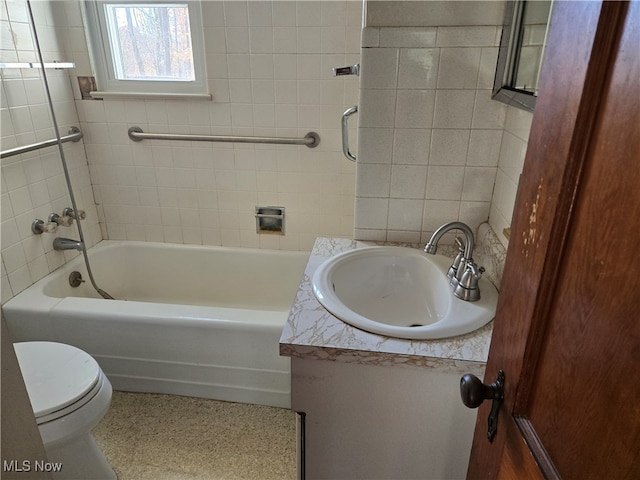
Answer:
xmin=48 ymin=212 xmax=74 ymax=227
xmin=62 ymin=207 xmax=86 ymax=220
xmin=461 ymin=262 xmax=485 ymax=285
xmin=454 ymin=262 xmax=485 ymax=302
xmin=448 ymin=237 xmax=466 ymax=280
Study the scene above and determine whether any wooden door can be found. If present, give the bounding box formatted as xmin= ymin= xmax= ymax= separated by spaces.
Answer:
xmin=466 ymin=1 xmax=640 ymax=478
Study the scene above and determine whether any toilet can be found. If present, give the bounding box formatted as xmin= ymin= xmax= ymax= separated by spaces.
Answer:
xmin=14 ymin=341 xmax=117 ymax=480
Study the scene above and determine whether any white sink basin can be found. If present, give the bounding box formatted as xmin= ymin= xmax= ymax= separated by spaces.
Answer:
xmin=312 ymin=246 xmax=498 ymax=340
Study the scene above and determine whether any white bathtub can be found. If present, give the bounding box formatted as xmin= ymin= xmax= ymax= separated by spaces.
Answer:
xmin=3 ymin=241 xmax=309 ymax=408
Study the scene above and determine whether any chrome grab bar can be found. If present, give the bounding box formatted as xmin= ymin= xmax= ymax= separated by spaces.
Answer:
xmin=0 ymin=62 xmax=75 ymax=70
xmin=128 ymin=127 xmax=320 ymax=148
xmin=341 ymin=105 xmax=358 ymax=162
xmin=0 ymin=127 xmax=83 ymax=159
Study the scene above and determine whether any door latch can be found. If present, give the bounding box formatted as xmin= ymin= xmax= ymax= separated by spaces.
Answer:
xmin=460 ymin=370 xmax=505 ymax=442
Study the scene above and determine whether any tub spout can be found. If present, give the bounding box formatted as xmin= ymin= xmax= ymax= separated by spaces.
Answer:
xmin=53 ymin=237 xmax=84 ymax=251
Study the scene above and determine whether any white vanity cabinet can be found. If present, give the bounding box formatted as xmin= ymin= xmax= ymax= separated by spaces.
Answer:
xmin=281 ymin=238 xmax=494 ymax=480
xmin=291 ymin=357 xmax=479 ymax=480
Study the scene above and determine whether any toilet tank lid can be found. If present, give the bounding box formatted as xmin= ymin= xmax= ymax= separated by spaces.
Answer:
xmin=13 ymin=341 xmax=101 ymax=418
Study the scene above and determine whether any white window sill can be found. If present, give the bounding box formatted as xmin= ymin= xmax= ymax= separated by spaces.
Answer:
xmin=89 ymin=91 xmax=212 ymax=100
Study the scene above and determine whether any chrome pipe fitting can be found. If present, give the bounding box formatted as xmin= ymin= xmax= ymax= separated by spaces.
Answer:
xmin=53 ymin=237 xmax=84 ymax=251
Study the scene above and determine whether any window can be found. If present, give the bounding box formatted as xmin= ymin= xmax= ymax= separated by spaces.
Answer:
xmin=83 ymin=0 xmax=209 ymax=97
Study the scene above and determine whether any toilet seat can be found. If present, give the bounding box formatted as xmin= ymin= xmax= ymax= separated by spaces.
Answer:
xmin=14 ymin=341 xmax=102 ymax=423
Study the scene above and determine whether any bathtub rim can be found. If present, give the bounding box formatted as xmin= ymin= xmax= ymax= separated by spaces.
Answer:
xmin=5 ymin=239 xmax=310 ymax=308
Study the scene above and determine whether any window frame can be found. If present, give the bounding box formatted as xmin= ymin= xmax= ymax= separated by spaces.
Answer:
xmin=83 ymin=0 xmax=209 ymax=98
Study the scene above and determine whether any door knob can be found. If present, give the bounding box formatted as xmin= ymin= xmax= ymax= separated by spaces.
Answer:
xmin=460 ymin=370 xmax=505 ymax=442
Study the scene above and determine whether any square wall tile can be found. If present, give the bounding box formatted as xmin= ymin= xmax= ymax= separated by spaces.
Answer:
xmin=422 ymin=200 xmax=461 ymax=232
xmin=462 ymin=167 xmax=497 ymax=202
xmin=296 ymin=1 xmax=322 ymax=27
xmin=425 ymin=166 xmax=465 ymax=201
xmin=359 ymin=89 xmax=396 ymax=128
xmin=274 ymin=27 xmax=297 ymax=53
xmin=398 ymin=48 xmax=439 ymax=89
xmin=226 ymin=27 xmax=250 ymax=53
xmin=437 ymin=47 xmax=482 ymax=89
xmin=204 ymin=27 xmax=228 ymax=54
xmin=356 ymin=163 xmax=391 ymax=198
xmin=459 ymin=201 xmax=491 ymax=228
xmin=228 ymin=54 xmax=251 ymax=78
xmin=361 ymin=27 xmax=380 ymax=48
xmin=224 ymin=2 xmax=248 ymax=27
xmin=321 ymin=2 xmax=347 ymax=26
xmin=390 ymin=164 xmax=427 ymax=199
xmin=249 ymin=27 xmax=273 ymax=53
xmin=297 ymin=27 xmax=321 ymax=54
xmin=395 ymin=90 xmax=434 ymax=129
xmin=361 ymin=48 xmax=399 ymax=89
xmin=387 ymin=199 xmax=424 ymax=231
xmin=467 ymin=130 xmax=502 ymax=166
xmin=273 ymin=1 xmax=297 ymax=26
xmin=358 ymin=128 xmax=394 ymax=164
xmin=430 ymin=129 xmax=470 ymax=166
xmin=392 ymin=129 xmax=431 ymax=165
xmin=322 ymin=27 xmax=347 ymax=54
xmin=433 ymin=89 xmax=475 ymax=128
xmin=248 ymin=1 xmax=272 ymax=26
xmin=354 ymin=197 xmax=389 ymax=230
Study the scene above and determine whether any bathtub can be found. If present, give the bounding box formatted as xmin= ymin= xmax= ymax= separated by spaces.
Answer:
xmin=3 ymin=240 xmax=309 ymax=408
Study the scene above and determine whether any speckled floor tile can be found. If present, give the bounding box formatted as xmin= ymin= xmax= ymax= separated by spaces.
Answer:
xmin=92 ymin=391 xmax=296 ymax=480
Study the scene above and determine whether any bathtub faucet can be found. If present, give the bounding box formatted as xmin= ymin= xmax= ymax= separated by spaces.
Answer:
xmin=53 ymin=237 xmax=84 ymax=252
xmin=424 ymin=222 xmax=484 ymax=302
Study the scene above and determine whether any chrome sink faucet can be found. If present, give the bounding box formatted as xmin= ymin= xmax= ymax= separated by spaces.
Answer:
xmin=424 ymin=222 xmax=484 ymax=302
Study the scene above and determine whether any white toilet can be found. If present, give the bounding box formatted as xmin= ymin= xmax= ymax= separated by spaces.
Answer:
xmin=14 ymin=341 xmax=117 ymax=480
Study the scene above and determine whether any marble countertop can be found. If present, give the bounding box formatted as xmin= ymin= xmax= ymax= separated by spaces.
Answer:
xmin=279 ymin=237 xmax=494 ymax=376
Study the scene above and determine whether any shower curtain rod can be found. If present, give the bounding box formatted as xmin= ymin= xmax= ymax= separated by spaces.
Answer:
xmin=128 ymin=126 xmax=320 ymax=148
xmin=0 ymin=127 xmax=83 ymax=159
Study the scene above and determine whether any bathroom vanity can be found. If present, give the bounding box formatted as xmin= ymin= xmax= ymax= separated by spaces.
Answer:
xmin=280 ymin=237 xmax=493 ymax=480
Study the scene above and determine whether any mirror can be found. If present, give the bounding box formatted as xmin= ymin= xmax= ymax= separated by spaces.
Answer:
xmin=493 ymin=0 xmax=553 ymax=112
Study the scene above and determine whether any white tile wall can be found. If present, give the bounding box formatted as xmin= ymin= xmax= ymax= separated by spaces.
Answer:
xmin=355 ymin=22 xmax=507 ymax=244
xmin=1 ymin=1 xmax=362 ymax=303
xmin=2 ymin=0 xmax=531 ymax=303
xmin=78 ymin=0 xmax=361 ymax=253
xmin=355 ymin=0 xmax=530 ymax=249
xmin=1 ymin=0 xmax=100 ymax=303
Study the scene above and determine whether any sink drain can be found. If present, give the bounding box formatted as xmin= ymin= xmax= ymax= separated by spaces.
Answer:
xmin=408 ymin=323 xmax=424 ymax=327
